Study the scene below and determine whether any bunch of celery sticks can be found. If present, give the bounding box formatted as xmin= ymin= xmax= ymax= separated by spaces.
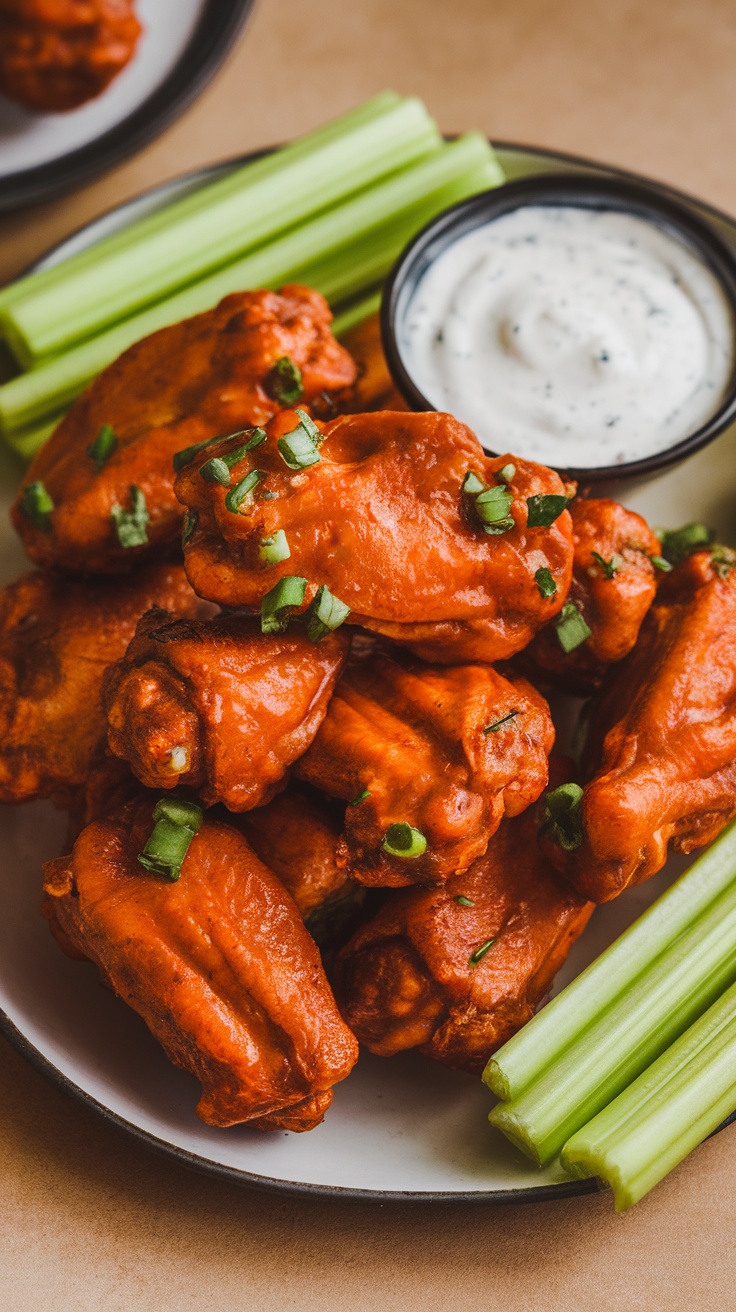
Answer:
xmin=0 ymin=91 xmax=503 ymax=458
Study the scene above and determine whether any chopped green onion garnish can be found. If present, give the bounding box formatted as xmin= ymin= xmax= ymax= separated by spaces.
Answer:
xmin=535 ymin=567 xmax=557 ymax=598
xmin=200 ymin=429 xmax=268 ymax=485
xmin=277 ymin=417 xmax=321 ymax=470
xmin=265 ymin=355 xmax=304 ymax=406
xmin=455 ymin=895 xmax=475 ymax=907
xmin=181 ymin=510 xmax=198 ymax=547
xmin=659 ymin=522 xmax=714 ymax=565
xmin=200 ymin=456 xmax=231 ymax=485
xmin=711 ymin=545 xmax=736 ymax=578
xmin=526 ymin=494 xmax=570 ymax=528
xmin=542 ymin=782 xmax=584 ymax=852
xmin=172 ymin=427 xmax=266 ymax=473
xmin=462 ymin=470 xmax=486 ymax=495
xmin=382 ymin=822 xmax=427 ymax=859
xmin=591 ymin=550 xmax=619 ymax=579
xmin=350 ymin=787 xmax=371 ymax=807
xmin=19 ymin=480 xmax=54 ymax=531
xmin=483 ymin=710 xmax=520 ymax=734
xmin=306 ymin=584 xmax=351 ymax=642
xmin=260 ymin=575 xmax=307 ymax=634
xmin=650 ymin=554 xmax=673 ymax=572
xmin=258 ymin=529 xmax=291 ymax=565
xmin=111 ymin=486 xmax=149 ymax=548
xmin=469 ymin=937 xmax=497 ymax=966
xmin=475 ymin=484 xmax=513 ymax=526
xmin=225 ymin=469 xmax=265 ymax=513
xmin=483 ymin=517 xmax=515 ymax=536
xmin=555 ymin=600 xmax=592 ymax=653
xmin=137 ymin=796 xmax=204 ymax=881
xmin=295 ymin=408 xmax=322 ymax=443
xmin=87 ymin=423 xmax=117 ymax=470
xmin=496 ymin=463 xmax=516 ymax=484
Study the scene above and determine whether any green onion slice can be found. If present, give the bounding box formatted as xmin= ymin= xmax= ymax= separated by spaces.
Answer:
xmin=86 ymin=423 xmax=117 ymax=470
xmin=200 ymin=429 xmax=268 ymax=485
xmin=469 ymin=937 xmax=497 ymax=966
xmin=261 ymin=575 xmax=307 ymax=634
xmin=455 ymin=895 xmax=475 ymax=907
xmin=350 ymin=787 xmax=371 ymax=807
xmin=475 ymin=485 xmax=513 ymax=526
xmin=535 ymin=566 xmax=557 ymax=598
xmin=496 ymin=463 xmax=516 ymax=484
xmin=172 ymin=427 xmax=266 ymax=473
xmin=225 ymin=469 xmax=265 ymax=513
xmin=295 ymin=408 xmax=322 ymax=443
xmin=181 ymin=510 xmax=198 ymax=547
xmin=137 ymin=796 xmax=204 ymax=881
xmin=542 ymin=782 xmax=584 ymax=852
xmin=483 ymin=517 xmax=515 ymax=536
xmin=711 ymin=545 xmax=736 ymax=578
xmin=650 ymin=554 xmax=673 ymax=572
xmin=258 ymin=529 xmax=290 ymax=565
xmin=526 ymin=494 xmax=571 ymax=528
xmin=306 ymin=584 xmax=351 ymax=642
xmin=277 ymin=421 xmax=321 ymax=469
xmin=591 ymin=550 xmax=620 ymax=579
xmin=659 ymin=522 xmax=714 ymax=565
xmin=555 ymin=600 xmax=592 ymax=653
xmin=111 ymin=486 xmax=149 ymax=548
xmin=265 ymin=355 xmax=304 ymax=406
xmin=382 ymin=822 xmax=427 ymax=859
xmin=462 ymin=470 xmax=486 ymax=495
xmin=19 ymin=480 xmax=54 ymax=531
xmin=483 ymin=710 xmax=520 ymax=735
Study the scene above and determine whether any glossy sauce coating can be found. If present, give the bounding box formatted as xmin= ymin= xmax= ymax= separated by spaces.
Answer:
xmin=43 ymin=796 xmax=358 ymax=1129
xmin=13 ymin=286 xmax=356 ymax=573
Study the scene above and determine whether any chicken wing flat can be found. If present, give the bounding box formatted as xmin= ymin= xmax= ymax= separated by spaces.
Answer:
xmin=12 ymin=286 xmax=357 ymax=574
xmin=103 ymin=609 xmax=349 ymax=810
xmin=524 ymin=497 xmax=661 ymax=692
xmin=335 ymin=800 xmax=593 ymax=1073
xmin=542 ymin=550 xmax=736 ymax=902
xmin=175 ymin=409 xmax=574 ymax=664
xmin=0 ymin=0 xmax=141 ymax=113
xmin=295 ymin=649 xmax=554 ymax=887
xmin=43 ymin=795 xmax=358 ymax=1128
xmin=0 ymin=561 xmax=210 ymax=806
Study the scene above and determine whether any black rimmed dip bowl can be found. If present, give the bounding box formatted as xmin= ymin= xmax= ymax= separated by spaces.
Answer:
xmin=380 ymin=174 xmax=736 ymax=487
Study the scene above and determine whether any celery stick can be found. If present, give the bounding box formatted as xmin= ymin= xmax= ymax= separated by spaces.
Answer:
xmin=0 ymin=91 xmax=403 ymax=317
xmin=561 ymin=980 xmax=736 ymax=1210
xmin=485 ymin=817 xmax=736 ymax=1103
xmin=5 ymin=413 xmax=65 ymax=460
xmin=332 ymin=290 xmax=383 ymax=338
xmin=488 ymin=868 xmax=736 ymax=1165
xmin=0 ymin=137 xmax=501 ymax=437
xmin=5 ymin=97 xmax=442 ymax=363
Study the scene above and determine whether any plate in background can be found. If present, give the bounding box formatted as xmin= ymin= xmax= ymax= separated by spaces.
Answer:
xmin=0 ymin=0 xmax=255 ymax=214
xmin=1 ymin=141 xmax=735 ymax=1202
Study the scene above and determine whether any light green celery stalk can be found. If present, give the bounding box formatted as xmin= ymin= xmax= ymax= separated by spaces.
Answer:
xmin=8 ymin=413 xmax=65 ymax=461
xmin=484 ymin=817 xmax=736 ymax=1103
xmin=4 ymin=96 xmax=441 ymax=364
xmin=488 ymin=861 xmax=736 ymax=1165
xmin=0 ymin=91 xmax=403 ymax=319
xmin=0 ymin=135 xmax=501 ymax=441
xmin=561 ymin=980 xmax=736 ymax=1210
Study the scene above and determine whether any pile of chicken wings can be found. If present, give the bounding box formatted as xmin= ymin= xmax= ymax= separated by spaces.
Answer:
xmin=5 ymin=283 xmax=736 ymax=1132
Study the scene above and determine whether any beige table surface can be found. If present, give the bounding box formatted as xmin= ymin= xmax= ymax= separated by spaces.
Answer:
xmin=2 ymin=0 xmax=736 ymax=1307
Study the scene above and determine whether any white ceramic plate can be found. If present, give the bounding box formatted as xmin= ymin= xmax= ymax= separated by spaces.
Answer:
xmin=0 ymin=0 xmax=255 ymax=213
xmin=1 ymin=142 xmax=735 ymax=1202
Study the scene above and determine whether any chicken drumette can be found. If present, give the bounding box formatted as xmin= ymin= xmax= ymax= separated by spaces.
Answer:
xmin=0 ymin=561 xmax=210 ymax=807
xmin=43 ymin=794 xmax=358 ymax=1129
xmin=295 ymin=648 xmax=554 ymax=887
xmin=0 ymin=0 xmax=142 ymax=114
xmin=13 ymin=286 xmax=356 ymax=573
xmin=103 ymin=609 xmax=349 ymax=810
xmin=542 ymin=549 xmax=736 ymax=902
xmin=523 ymin=497 xmax=661 ymax=693
xmin=335 ymin=795 xmax=593 ymax=1072
xmin=175 ymin=409 xmax=575 ymax=664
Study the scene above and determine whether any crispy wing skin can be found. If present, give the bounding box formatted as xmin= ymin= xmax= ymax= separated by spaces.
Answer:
xmin=176 ymin=409 xmax=574 ymax=664
xmin=43 ymin=796 xmax=358 ymax=1129
xmin=0 ymin=561 xmax=210 ymax=806
xmin=335 ymin=803 xmax=593 ymax=1073
xmin=545 ymin=552 xmax=736 ymax=902
xmin=295 ymin=650 xmax=554 ymax=887
xmin=0 ymin=0 xmax=141 ymax=113
xmin=103 ymin=610 xmax=350 ymax=810
xmin=12 ymin=287 xmax=357 ymax=573
xmin=524 ymin=498 xmax=660 ymax=692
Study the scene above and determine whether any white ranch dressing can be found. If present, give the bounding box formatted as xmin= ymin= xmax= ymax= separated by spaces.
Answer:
xmin=398 ymin=205 xmax=735 ymax=468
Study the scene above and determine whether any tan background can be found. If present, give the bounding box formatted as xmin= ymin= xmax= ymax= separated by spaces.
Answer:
xmin=2 ymin=0 xmax=736 ymax=1307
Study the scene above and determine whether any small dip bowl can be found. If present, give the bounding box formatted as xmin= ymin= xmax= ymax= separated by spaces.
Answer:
xmin=381 ymin=173 xmax=736 ymax=484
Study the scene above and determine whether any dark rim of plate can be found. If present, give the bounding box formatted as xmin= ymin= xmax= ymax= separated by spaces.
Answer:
xmin=4 ymin=141 xmax=736 ymax=1204
xmin=380 ymin=172 xmax=736 ymax=484
xmin=0 ymin=0 xmax=256 ymax=215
